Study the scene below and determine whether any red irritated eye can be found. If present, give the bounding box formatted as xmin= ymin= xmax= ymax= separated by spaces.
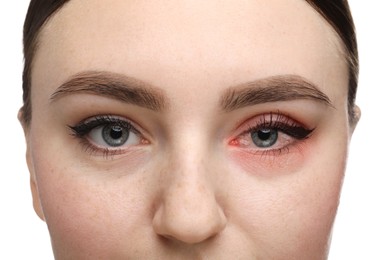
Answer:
xmin=229 ymin=112 xmax=314 ymax=156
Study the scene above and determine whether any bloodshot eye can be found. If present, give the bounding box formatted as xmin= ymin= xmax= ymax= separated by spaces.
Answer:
xmin=230 ymin=112 xmax=314 ymax=154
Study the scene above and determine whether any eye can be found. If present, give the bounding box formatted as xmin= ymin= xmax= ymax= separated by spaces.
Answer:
xmin=69 ymin=115 xmax=147 ymax=153
xmin=230 ymin=112 xmax=314 ymax=154
xmin=89 ymin=123 xmax=140 ymax=147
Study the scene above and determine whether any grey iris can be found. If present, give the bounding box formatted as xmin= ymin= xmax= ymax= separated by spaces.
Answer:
xmin=251 ymin=129 xmax=278 ymax=148
xmin=102 ymin=125 xmax=129 ymax=147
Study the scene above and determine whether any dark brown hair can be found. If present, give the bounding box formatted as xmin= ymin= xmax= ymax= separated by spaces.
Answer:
xmin=21 ymin=0 xmax=358 ymax=124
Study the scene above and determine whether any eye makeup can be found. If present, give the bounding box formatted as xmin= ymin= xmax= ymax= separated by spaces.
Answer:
xmin=229 ymin=111 xmax=315 ymax=157
xmin=68 ymin=115 xmax=148 ymax=158
xmin=67 ymin=110 xmax=315 ymax=163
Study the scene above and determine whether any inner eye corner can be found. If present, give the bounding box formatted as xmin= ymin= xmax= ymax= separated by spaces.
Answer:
xmin=228 ymin=138 xmax=240 ymax=146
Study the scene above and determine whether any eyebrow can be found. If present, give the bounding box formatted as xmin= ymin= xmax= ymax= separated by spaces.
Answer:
xmin=50 ymin=71 xmax=167 ymax=111
xmin=52 ymin=72 xmax=331 ymax=112
xmin=220 ymin=75 xmax=333 ymax=111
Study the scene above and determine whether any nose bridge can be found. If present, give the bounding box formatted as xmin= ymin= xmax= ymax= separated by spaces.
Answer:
xmin=163 ymin=160 xmax=215 ymax=222
xmin=152 ymin=130 xmax=227 ymax=244
xmin=163 ymin=120 xmax=212 ymax=182
xmin=164 ymin=124 xmax=217 ymax=205
xmin=164 ymin=149 xmax=213 ymax=212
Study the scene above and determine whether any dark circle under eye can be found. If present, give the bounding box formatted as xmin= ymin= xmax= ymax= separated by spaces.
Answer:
xmin=102 ymin=124 xmax=130 ymax=147
xmin=251 ymin=129 xmax=278 ymax=148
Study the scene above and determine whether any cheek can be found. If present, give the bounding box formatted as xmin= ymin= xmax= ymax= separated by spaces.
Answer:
xmin=226 ymin=138 xmax=348 ymax=257
xmin=31 ymin=147 xmax=154 ymax=257
xmin=228 ymin=142 xmax=307 ymax=176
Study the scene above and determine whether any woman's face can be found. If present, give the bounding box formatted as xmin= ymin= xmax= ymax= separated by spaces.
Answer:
xmin=24 ymin=0 xmax=356 ymax=258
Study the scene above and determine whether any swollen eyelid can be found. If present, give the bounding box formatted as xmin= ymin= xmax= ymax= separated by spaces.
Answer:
xmin=230 ymin=113 xmax=314 ymax=151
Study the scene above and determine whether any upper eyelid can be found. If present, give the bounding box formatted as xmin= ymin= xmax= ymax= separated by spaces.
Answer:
xmin=69 ymin=115 xmax=141 ymax=137
xmin=70 ymin=114 xmax=163 ymax=146
xmin=71 ymin=112 xmax=309 ymax=140
xmin=232 ymin=112 xmax=303 ymax=133
xmin=228 ymin=112 xmax=314 ymax=145
xmin=240 ymin=120 xmax=300 ymax=135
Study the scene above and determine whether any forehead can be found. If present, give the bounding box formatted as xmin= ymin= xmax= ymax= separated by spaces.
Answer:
xmin=33 ymin=0 xmax=348 ymax=102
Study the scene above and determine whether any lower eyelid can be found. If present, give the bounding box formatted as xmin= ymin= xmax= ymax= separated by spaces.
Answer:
xmin=230 ymin=137 xmax=309 ymax=165
xmin=244 ymin=147 xmax=290 ymax=157
xmin=75 ymin=134 xmax=147 ymax=159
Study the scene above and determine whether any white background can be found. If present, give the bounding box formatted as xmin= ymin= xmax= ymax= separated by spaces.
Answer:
xmin=1 ymin=1 xmax=389 ymax=259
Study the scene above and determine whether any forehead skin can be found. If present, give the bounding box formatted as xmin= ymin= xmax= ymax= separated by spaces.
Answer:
xmin=31 ymin=0 xmax=348 ymax=114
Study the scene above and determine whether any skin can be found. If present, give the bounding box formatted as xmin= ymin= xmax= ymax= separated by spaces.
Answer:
xmin=20 ymin=0 xmax=360 ymax=259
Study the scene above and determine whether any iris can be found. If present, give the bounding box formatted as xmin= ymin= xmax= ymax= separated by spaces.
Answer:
xmin=251 ymin=129 xmax=278 ymax=148
xmin=102 ymin=125 xmax=130 ymax=147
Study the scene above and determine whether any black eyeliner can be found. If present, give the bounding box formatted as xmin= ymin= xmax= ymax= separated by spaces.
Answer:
xmin=243 ymin=112 xmax=314 ymax=140
xmin=68 ymin=115 xmax=138 ymax=137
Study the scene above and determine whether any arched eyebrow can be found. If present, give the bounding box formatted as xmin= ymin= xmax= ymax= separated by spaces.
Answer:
xmin=51 ymin=72 xmax=332 ymax=112
xmin=220 ymin=75 xmax=333 ymax=111
xmin=50 ymin=71 xmax=167 ymax=111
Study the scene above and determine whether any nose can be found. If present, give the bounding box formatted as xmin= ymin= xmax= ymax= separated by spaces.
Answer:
xmin=152 ymin=158 xmax=227 ymax=245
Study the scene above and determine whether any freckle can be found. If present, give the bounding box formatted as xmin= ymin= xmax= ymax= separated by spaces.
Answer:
xmin=197 ymin=183 xmax=206 ymax=193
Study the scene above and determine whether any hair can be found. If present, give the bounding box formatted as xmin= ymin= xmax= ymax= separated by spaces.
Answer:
xmin=21 ymin=0 xmax=358 ymax=125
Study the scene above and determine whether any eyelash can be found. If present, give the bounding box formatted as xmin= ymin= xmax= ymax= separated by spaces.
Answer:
xmin=230 ymin=112 xmax=314 ymax=156
xmin=68 ymin=115 xmax=143 ymax=157
xmin=68 ymin=112 xmax=313 ymax=158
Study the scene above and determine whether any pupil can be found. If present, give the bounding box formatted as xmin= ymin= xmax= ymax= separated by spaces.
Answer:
xmin=110 ymin=126 xmax=123 ymax=139
xmin=257 ymin=129 xmax=271 ymax=140
xmin=251 ymin=128 xmax=278 ymax=148
xmin=102 ymin=124 xmax=130 ymax=147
